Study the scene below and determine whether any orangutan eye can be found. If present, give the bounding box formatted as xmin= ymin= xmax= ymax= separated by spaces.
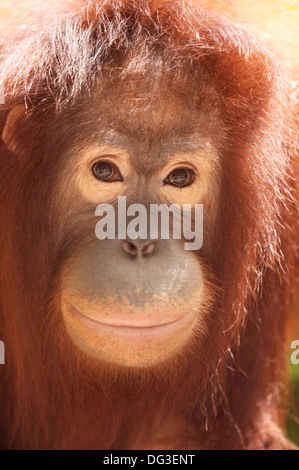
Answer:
xmin=92 ymin=161 xmax=123 ymax=182
xmin=164 ymin=168 xmax=195 ymax=187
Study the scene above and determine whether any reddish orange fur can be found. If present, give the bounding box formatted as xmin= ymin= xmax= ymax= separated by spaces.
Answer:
xmin=0 ymin=0 xmax=298 ymax=449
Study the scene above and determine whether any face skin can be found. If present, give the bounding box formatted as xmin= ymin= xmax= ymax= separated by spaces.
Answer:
xmin=55 ymin=72 xmax=221 ymax=368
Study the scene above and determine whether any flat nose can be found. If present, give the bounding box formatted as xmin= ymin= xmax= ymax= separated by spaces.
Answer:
xmin=122 ymin=239 xmax=156 ymax=256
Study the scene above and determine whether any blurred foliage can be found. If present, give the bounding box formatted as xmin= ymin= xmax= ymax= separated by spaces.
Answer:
xmin=287 ymin=363 xmax=299 ymax=446
xmin=287 ymin=300 xmax=299 ymax=446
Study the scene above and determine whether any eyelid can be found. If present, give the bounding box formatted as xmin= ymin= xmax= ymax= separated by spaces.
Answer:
xmin=172 ymin=164 xmax=197 ymax=174
xmin=162 ymin=163 xmax=198 ymax=180
xmin=89 ymin=154 xmax=121 ymax=166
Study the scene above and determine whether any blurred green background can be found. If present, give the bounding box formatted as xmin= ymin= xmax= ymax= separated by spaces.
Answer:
xmin=287 ymin=344 xmax=299 ymax=446
xmin=287 ymin=297 xmax=299 ymax=446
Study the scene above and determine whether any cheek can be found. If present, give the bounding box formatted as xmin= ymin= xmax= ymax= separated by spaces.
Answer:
xmin=60 ymin=239 xmax=213 ymax=367
xmin=77 ymin=177 xmax=127 ymax=205
xmin=160 ymin=183 xmax=204 ymax=206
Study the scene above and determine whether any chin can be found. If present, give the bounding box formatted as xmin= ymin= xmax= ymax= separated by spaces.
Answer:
xmin=61 ymin=297 xmax=208 ymax=367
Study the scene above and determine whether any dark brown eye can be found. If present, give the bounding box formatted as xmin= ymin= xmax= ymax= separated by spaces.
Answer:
xmin=92 ymin=161 xmax=123 ymax=182
xmin=164 ymin=168 xmax=195 ymax=188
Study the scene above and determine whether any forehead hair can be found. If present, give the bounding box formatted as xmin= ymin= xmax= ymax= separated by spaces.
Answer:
xmin=0 ymin=0 xmax=280 ymax=115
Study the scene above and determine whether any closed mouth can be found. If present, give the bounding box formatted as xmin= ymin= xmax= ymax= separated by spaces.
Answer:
xmin=66 ymin=303 xmax=193 ymax=337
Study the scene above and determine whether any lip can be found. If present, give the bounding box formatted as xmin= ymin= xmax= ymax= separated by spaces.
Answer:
xmin=66 ymin=303 xmax=193 ymax=338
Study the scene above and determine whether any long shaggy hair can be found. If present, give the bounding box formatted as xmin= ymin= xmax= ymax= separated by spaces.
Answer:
xmin=0 ymin=0 xmax=298 ymax=449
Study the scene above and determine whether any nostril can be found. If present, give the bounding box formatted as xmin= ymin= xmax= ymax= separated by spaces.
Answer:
xmin=142 ymin=243 xmax=155 ymax=255
xmin=122 ymin=241 xmax=156 ymax=256
xmin=122 ymin=241 xmax=138 ymax=256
